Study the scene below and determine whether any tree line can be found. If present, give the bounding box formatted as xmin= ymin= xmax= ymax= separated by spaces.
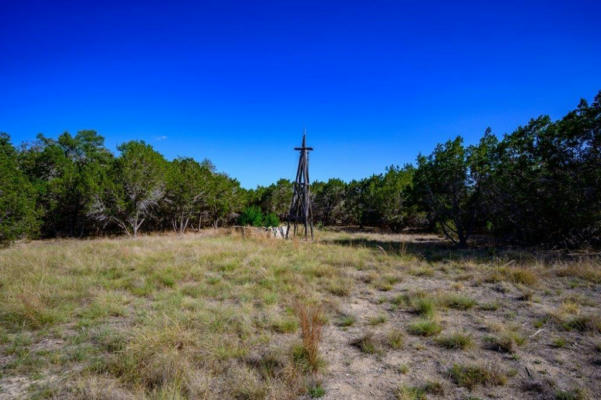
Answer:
xmin=1 ymin=90 xmax=599 ymax=247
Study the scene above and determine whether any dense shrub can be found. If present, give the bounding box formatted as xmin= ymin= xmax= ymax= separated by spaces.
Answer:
xmin=239 ymin=206 xmax=280 ymax=227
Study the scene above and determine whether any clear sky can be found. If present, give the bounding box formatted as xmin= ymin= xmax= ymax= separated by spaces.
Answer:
xmin=2 ymin=1 xmax=600 ymax=188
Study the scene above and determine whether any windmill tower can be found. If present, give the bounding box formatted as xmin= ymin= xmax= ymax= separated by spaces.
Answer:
xmin=286 ymin=130 xmax=314 ymax=240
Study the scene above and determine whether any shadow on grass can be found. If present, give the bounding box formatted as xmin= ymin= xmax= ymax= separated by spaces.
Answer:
xmin=322 ymin=236 xmax=563 ymax=264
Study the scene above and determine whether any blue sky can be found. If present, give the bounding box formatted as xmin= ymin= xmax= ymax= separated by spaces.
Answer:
xmin=1 ymin=0 xmax=600 ymax=188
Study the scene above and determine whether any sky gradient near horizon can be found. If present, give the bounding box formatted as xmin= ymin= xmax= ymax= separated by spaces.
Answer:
xmin=2 ymin=0 xmax=601 ymax=188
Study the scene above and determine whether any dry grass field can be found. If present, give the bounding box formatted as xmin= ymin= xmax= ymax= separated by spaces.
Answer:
xmin=1 ymin=230 xmax=600 ymax=400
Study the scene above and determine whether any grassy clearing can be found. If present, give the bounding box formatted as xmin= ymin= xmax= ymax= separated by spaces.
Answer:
xmin=0 ymin=233 xmax=349 ymax=398
xmin=1 ymin=230 xmax=600 ymax=399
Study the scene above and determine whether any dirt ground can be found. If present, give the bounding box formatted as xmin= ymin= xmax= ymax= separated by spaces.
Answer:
xmin=0 ymin=231 xmax=600 ymax=399
xmin=317 ymin=233 xmax=601 ymax=400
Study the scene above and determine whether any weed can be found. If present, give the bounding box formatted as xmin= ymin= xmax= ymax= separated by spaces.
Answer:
xmin=294 ymin=301 xmax=324 ymax=372
xmin=407 ymin=319 xmax=442 ymax=336
xmin=397 ymin=381 xmax=444 ymax=400
xmin=336 ymin=314 xmax=356 ymax=327
xmin=557 ymin=264 xmax=601 ymax=284
xmin=479 ymin=302 xmax=499 ymax=311
xmin=350 ymin=333 xmax=381 ymax=355
xmin=483 ymin=331 xmax=525 ymax=353
xmin=447 ymin=363 xmax=507 ymax=390
xmin=562 ymin=315 xmax=601 ymax=333
xmin=308 ymin=383 xmax=326 ymax=398
xmin=410 ymin=267 xmax=435 ymax=277
xmin=396 ymin=385 xmax=426 ymax=400
xmin=485 ymin=267 xmax=538 ymax=286
xmin=439 ymin=294 xmax=477 ymax=310
xmin=368 ymin=314 xmax=388 ymax=326
xmin=412 ymin=297 xmax=437 ymax=318
xmin=436 ymin=332 xmax=473 ymax=350
xmin=508 ymin=267 xmax=538 ymax=286
xmin=422 ymin=381 xmax=444 ymax=395
xmin=326 ymin=279 xmax=352 ymax=296
xmin=551 ymin=337 xmax=568 ymax=348
xmin=271 ymin=316 xmax=299 ymax=334
xmin=390 ymin=294 xmax=406 ymax=308
xmin=517 ymin=291 xmax=533 ymax=301
xmin=374 ymin=280 xmax=393 ymax=291
xmin=534 ymin=315 xmax=551 ymax=328
xmin=555 ymin=388 xmax=589 ymax=400
xmin=386 ymin=328 xmax=405 ymax=349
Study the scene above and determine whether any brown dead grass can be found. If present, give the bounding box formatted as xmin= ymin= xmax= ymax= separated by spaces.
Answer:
xmin=294 ymin=301 xmax=324 ymax=373
xmin=0 ymin=230 xmax=600 ymax=399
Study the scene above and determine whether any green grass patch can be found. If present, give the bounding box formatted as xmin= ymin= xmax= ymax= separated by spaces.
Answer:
xmin=350 ymin=333 xmax=381 ymax=355
xmin=440 ymin=294 xmax=477 ymax=310
xmin=447 ymin=363 xmax=507 ymax=390
xmin=368 ymin=314 xmax=388 ymax=326
xmin=436 ymin=332 xmax=473 ymax=350
xmin=407 ymin=319 xmax=442 ymax=336
xmin=386 ymin=328 xmax=405 ymax=349
xmin=335 ymin=314 xmax=356 ymax=327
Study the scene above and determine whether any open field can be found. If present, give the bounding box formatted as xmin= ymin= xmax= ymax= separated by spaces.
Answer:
xmin=1 ymin=231 xmax=600 ymax=400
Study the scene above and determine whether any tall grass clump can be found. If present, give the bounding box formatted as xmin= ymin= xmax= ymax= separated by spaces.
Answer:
xmin=447 ymin=363 xmax=507 ymax=390
xmin=436 ymin=332 xmax=473 ymax=350
xmin=294 ymin=301 xmax=324 ymax=372
xmin=439 ymin=293 xmax=477 ymax=310
xmin=407 ymin=318 xmax=442 ymax=336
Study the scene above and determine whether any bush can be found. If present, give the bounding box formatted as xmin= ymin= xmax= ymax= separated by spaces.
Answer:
xmin=239 ymin=207 xmax=280 ymax=227
xmin=239 ymin=206 xmax=264 ymax=227
xmin=0 ymin=133 xmax=40 ymax=245
xmin=263 ymin=212 xmax=280 ymax=227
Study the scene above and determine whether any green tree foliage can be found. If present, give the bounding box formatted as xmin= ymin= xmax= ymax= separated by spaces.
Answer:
xmin=238 ymin=206 xmax=280 ymax=227
xmin=88 ymin=141 xmax=167 ymax=237
xmin=413 ymin=137 xmax=477 ymax=247
xmin=163 ymin=157 xmax=211 ymax=233
xmin=239 ymin=206 xmax=264 ymax=227
xmin=475 ymin=93 xmax=601 ymax=246
xmin=263 ymin=212 xmax=280 ymax=227
xmin=369 ymin=165 xmax=416 ymax=231
xmin=333 ymin=167 xmax=417 ymax=231
xmin=0 ymin=134 xmax=39 ymax=244
xmin=1 ymin=90 xmax=599 ymax=248
xmin=204 ymin=173 xmax=245 ymax=228
xmin=312 ymin=178 xmax=346 ymax=226
xmin=250 ymin=179 xmax=293 ymax=219
xmin=18 ymin=130 xmax=113 ymax=237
